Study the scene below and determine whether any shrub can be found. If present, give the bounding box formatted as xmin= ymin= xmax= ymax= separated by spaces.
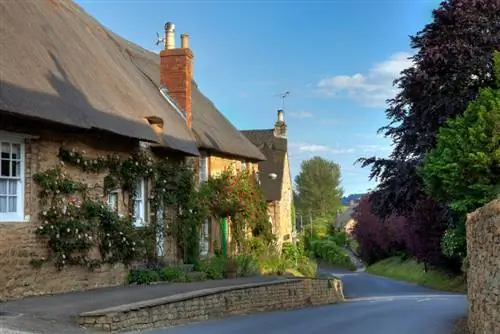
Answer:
xmin=310 ymin=239 xmax=355 ymax=270
xmin=282 ymin=242 xmax=299 ymax=262
xmin=296 ymin=257 xmax=318 ymax=277
xmin=328 ymin=231 xmax=349 ymax=247
xmin=235 ymin=254 xmax=259 ymax=277
xmin=127 ymin=266 xmax=188 ymax=285
xmin=197 ymin=256 xmax=226 ymax=280
xmin=257 ymin=253 xmax=288 ymax=275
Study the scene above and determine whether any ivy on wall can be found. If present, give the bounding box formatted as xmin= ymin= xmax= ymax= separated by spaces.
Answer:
xmin=32 ymin=146 xmax=206 ymax=270
xmin=199 ymin=168 xmax=274 ymax=254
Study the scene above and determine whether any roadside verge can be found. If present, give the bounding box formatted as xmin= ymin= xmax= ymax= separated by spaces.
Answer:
xmin=79 ymin=277 xmax=345 ymax=332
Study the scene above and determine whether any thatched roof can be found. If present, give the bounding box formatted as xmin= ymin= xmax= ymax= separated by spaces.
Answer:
xmin=241 ymin=129 xmax=287 ymax=201
xmin=112 ymin=31 xmax=266 ymax=161
xmin=0 ymin=0 xmax=199 ymax=156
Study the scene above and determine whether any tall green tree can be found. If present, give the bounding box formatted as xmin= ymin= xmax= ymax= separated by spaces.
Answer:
xmin=294 ymin=156 xmax=343 ymax=219
xmin=420 ymin=52 xmax=500 ymax=216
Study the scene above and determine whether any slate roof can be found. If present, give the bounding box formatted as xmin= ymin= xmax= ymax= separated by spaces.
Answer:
xmin=241 ymin=129 xmax=287 ymax=201
xmin=110 ymin=33 xmax=265 ymax=161
xmin=0 ymin=0 xmax=199 ymax=156
xmin=334 ymin=204 xmax=358 ymax=230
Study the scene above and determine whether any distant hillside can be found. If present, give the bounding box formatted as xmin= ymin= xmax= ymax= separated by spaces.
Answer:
xmin=342 ymin=193 xmax=365 ymax=205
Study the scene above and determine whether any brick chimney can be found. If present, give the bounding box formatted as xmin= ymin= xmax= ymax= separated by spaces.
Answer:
xmin=273 ymin=109 xmax=287 ymax=138
xmin=160 ymin=22 xmax=193 ymax=128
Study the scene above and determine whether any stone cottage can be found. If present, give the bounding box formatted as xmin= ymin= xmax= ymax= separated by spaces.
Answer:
xmin=0 ymin=0 xmax=262 ymax=300
xmin=115 ymin=23 xmax=267 ymax=255
xmin=241 ymin=110 xmax=294 ymax=247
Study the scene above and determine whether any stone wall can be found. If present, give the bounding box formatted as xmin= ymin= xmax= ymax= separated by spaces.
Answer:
xmin=79 ymin=277 xmax=344 ymax=332
xmin=466 ymin=199 xmax=500 ymax=334
xmin=278 ymin=154 xmax=293 ymax=245
xmin=0 ymin=124 xmax=175 ymax=300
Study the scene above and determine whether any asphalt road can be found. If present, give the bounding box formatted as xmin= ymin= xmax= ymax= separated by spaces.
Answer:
xmin=136 ymin=269 xmax=467 ymax=334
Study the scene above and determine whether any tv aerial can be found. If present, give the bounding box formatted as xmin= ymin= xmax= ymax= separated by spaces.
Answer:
xmin=275 ymin=91 xmax=290 ymax=110
xmin=154 ymin=32 xmax=165 ymax=47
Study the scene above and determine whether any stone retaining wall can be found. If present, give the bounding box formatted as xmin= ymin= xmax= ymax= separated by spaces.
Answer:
xmin=466 ymin=199 xmax=500 ymax=334
xmin=79 ymin=278 xmax=344 ymax=332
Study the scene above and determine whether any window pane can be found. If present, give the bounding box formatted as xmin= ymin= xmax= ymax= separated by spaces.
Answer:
xmin=0 ymin=180 xmax=6 ymax=195
xmin=8 ymin=180 xmax=17 ymax=195
xmin=135 ymin=180 xmax=143 ymax=199
xmin=1 ymin=159 xmax=9 ymax=177
xmin=8 ymin=196 xmax=16 ymax=212
xmin=1 ymin=142 xmax=10 ymax=159
xmin=0 ymin=196 xmax=6 ymax=212
xmin=11 ymin=161 xmax=20 ymax=177
xmin=107 ymin=192 xmax=118 ymax=212
xmin=11 ymin=144 xmax=21 ymax=160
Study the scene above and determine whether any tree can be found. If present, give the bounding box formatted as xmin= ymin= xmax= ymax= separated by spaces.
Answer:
xmin=359 ymin=0 xmax=500 ymax=217
xmin=420 ymin=51 xmax=500 ymax=216
xmin=294 ymin=156 xmax=343 ymax=219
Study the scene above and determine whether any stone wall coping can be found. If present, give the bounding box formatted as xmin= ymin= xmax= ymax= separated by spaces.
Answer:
xmin=79 ymin=278 xmax=321 ymax=317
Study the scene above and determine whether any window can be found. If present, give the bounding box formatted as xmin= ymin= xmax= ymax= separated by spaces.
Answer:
xmin=199 ymin=157 xmax=208 ymax=182
xmin=133 ymin=179 xmax=146 ymax=226
xmin=156 ymin=201 xmax=165 ymax=257
xmin=107 ymin=189 xmax=119 ymax=213
xmin=241 ymin=160 xmax=247 ymax=171
xmin=200 ymin=218 xmax=210 ymax=256
xmin=0 ymin=136 xmax=24 ymax=222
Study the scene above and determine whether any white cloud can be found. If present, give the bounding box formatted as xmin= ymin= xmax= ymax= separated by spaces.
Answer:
xmin=289 ymin=111 xmax=313 ymax=119
xmin=355 ymin=144 xmax=392 ymax=153
xmin=289 ymin=142 xmax=354 ymax=155
xmin=317 ymin=52 xmax=414 ymax=108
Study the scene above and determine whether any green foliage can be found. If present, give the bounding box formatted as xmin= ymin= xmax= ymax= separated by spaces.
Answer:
xmin=366 ymin=256 xmax=466 ymax=293
xmin=197 ymin=256 xmax=227 ymax=280
xmin=294 ymin=156 xmax=344 ymax=219
xmin=329 ymin=231 xmax=349 ymax=248
xmin=33 ymin=168 xmax=139 ymax=270
xmin=127 ymin=266 xmax=189 ymax=285
xmin=234 ymin=254 xmax=259 ymax=277
xmin=309 ymin=237 xmax=356 ymax=271
xmin=33 ymin=146 xmax=207 ymax=269
xmin=420 ymin=68 xmax=500 ymax=215
xmin=199 ymin=168 xmax=274 ymax=254
xmin=441 ymin=225 xmax=467 ymax=260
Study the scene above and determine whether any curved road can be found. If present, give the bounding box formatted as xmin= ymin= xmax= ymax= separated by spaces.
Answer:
xmin=137 ymin=268 xmax=467 ymax=334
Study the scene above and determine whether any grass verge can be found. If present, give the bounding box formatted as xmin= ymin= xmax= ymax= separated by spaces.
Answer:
xmin=366 ymin=256 xmax=467 ymax=293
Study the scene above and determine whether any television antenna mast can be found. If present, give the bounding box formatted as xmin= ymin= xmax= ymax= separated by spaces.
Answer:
xmin=154 ymin=32 xmax=165 ymax=47
xmin=275 ymin=91 xmax=290 ymax=110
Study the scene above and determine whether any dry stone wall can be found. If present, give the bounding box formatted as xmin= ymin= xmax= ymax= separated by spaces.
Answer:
xmin=466 ymin=199 xmax=500 ymax=334
xmin=79 ymin=278 xmax=345 ymax=332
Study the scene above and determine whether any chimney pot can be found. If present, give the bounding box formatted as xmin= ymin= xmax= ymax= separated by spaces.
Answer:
xmin=277 ymin=109 xmax=284 ymax=122
xmin=164 ymin=22 xmax=175 ymax=50
xmin=181 ymin=33 xmax=190 ymax=49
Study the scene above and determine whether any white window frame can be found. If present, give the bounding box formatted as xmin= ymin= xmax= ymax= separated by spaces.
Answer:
xmin=107 ymin=189 xmax=119 ymax=213
xmin=133 ymin=178 xmax=146 ymax=226
xmin=200 ymin=218 xmax=210 ymax=256
xmin=241 ymin=160 xmax=247 ymax=171
xmin=199 ymin=156 xmax=208 ymax=182
xmin=0 ymin=132 xmax=25 ymax=223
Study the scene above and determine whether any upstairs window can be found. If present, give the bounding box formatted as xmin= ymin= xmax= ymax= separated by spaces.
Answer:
xmin=199 ymin=157 xmax=208 ymax=182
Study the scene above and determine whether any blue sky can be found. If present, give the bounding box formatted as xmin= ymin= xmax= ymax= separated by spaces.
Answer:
xmin=76 ymin=0 xmax=439 ymax=195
